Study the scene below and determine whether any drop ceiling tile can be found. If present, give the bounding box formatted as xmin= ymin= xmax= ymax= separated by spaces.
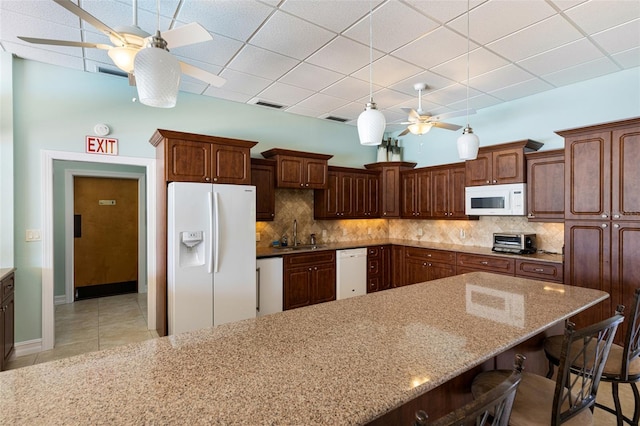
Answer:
xmin=517 ymin=38 xmax=604 ymax=76
xmin=612 ymin=46 xmax=640 ymax=69
xmin=330 ymin=102 xmax=368 ymax=120
xmin=489 ymin=77 xmax=554 ymax=101
xmin=1 ymin=0 xmax=80 ymax=26
xmin=430 ymin=48 xmax=509 ymax=83
xmin=279 ymin=62 xmax=344 ymax=91
xmin=427 ymin=83 xmax=482 ymax=105
xmin=391 ymin=97 xmax=445 ymax=115
xmin=307 ymin=36 xmax=382 ymax=75
xmin=294 ymin=93 xmax=349 ymax=112
xmin=3 ymin=11 xmax=83 ymax=56
xmin=541 ymin=57 xmax=620 ymax=87
xmin=390 ymin=71 xmax=456 ymax=96
xmin=179 ymin=79 xmax=208 ymax=96
xmin=219 ymin=68 xmax=272 ymax=95
xmin=249 ymin=11 xmax=336 ymax=60
xmin=343 ymin=2 xmax=440 ymax=53
xmin=279 ymin=0 xmax=377 ymax=33
xmin=202 ymin=86 xmax=254 ymax=103
xmin=351 ymin=55 xmax=423 ymax=87
xmin=591 ymin=19 xmax=640 ymax=55
xmin=393 ymin=27 xmax=477 ymax=69
xmin=548 ymin=0 xmax=588 ymax=11
xmin=564 ymin=0 xmax=640 ymax=35
xmin=170 ymin=34 xmax=243 ymax=68
xmin=228 ymin=44 xmax=299 ymax=80
xmin=256 ymin=82 xmax=315 ymax=106
xmin=487 ymin=15 xmax=583 ymax=62
xmin=78 ymin=1 xmax=170 ymax=37
xmin=468 ymin=64 xmax=535 ymax=93
xmin=447 ymin=93 xmax=503 ymax=111
xmin=176 ymin=0 xmax=274 ymax=41
xmin=447 ymin=0 xmax=557 ymax=44
xmin=404 ymin=0 xmax=486 ymax=25
xmin=381 ymin=108 xmax=409 ymax=125
xmin=358 ymin=88 xmax=415 ymax=111
xmin=322 ymin=76 xmax=382 ymax=100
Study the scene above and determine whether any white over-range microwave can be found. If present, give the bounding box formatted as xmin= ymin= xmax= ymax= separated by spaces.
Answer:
xmin=465 ymin=183 xmax=527 ymax=216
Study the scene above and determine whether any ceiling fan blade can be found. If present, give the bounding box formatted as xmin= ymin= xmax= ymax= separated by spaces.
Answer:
xmin=402 ymin=107 xmax=422 ymax=122
xmin=53 ymin=0 xmax=126 ymax=45
xmin=179 ymin=62 xmax=226 ymax=87
xmin=17 ymin=36 xmax=111 ymax=50
xmin=162 ymin=23 xmax=212 ymax=49
xmin=432 ymin=122 xmax=462 ymax=131
xmin=398 ymin=128 xmax=410 ymax=137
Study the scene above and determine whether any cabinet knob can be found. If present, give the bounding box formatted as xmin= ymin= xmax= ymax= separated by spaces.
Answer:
xmin=314 ymin=267 xmax=318 ymax=270
xmin=300 ymin=183 xmax=304 ymax=187
xmin=486 ymin=180 xmax=490 ymax=184
xmin=383 ymin=212 xmax=387 ymax=216
xmin=416 ymin=212 xmax=420 ymax=216
xmin=534 ymin=268 xmax=545 ymax=272
xmin=528 ymin=213 xmax=534 ymax=218
xmin=271 ymin=213 xmax=275 ymax=217
xmin=205 ymin=177 xmax=211 ymax=181
xmin=602 ymin=213 xmax=608 ymax=219
xmin=613 ymin=214 xmax=620 ymax=219
xmin=480 ymin=261 xmax=489 ymax=265
xmin=601 ymin=223 xmax=608 ymax=228
xmin=305 ymin=183 xmax=309 ymax=187
xmin=213 ymin=178 xmax=218 ymax=182
xmin=613 ymin=224 xmax=620 ymax=229
xmin=427 ymin=254 xmax=431 ymax=257
xmin=492 ymin=179 xmax=497 ymax=183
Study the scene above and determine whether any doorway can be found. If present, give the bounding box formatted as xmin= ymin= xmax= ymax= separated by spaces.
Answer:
xmin=73 ymin=176 xmax=139 ymax=300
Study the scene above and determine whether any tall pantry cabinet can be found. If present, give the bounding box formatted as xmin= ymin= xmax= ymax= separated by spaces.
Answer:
xmin=559 ymin=117 xmax=640 ymax=344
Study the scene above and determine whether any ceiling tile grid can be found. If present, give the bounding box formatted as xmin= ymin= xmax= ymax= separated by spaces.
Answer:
xmin=0 ymin=0 xmax=638 ymax=132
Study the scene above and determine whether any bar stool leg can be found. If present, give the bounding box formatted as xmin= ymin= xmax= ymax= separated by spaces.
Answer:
xmin=631 ymin=382 xmax=639 ymax=426
xmin=612 ymin=382 xmax=623 ymax=426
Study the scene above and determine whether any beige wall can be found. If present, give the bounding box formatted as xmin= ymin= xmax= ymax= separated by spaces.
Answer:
xmin=255 ymin=189 xmax=564 ymax=254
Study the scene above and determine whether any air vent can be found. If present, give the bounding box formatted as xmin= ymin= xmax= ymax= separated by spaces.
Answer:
xmin=325 ymin=116 xmax=349 ymax=123
xmin=255 ymin=100 xmax=285 ymax=109
xmin=96 ymin=66 xmax=128 ymax=78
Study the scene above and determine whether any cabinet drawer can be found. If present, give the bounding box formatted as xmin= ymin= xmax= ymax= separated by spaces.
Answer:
xmin=284 ymin=251 xmax=335 ymax=268
xmin=2 ymin=273 xmax=14 ymax=299
xmin=405 ymin=247 xmax=456 ymax=264
xmin=367 ymin=246 xmax=381 ymax=258
xmin=515 ymin=260 xmax=563 ymax=283
xmin=457 ymin=253 xmax=515 ymax=274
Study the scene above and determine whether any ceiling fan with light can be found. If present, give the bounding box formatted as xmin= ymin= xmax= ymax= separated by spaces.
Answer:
xmin=17 ymin=0 xmax=225 ymax=106
xmin=398 ymin=83 xmax=473 ymax=137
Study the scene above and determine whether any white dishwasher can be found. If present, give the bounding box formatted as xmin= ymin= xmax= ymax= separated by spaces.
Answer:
xmin=336 ymin=248 xmax=367 ymax=300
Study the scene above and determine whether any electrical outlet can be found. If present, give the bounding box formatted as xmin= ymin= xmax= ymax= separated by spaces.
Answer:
xmin=322 ymin=230 xmax=327 ymax=238
xmin=367 ymin=228 xmax=372 ymax=235
xmin=342 ymin=228 xmax=347 ymax=236
xmin=417 ymin=228 xmax=423 ymax=236
xmin=460 ymin=229 xmax=466 ymax=239
xmin=26 ymin=229 xmax=42 ymax=242
xmin=256 ymin=232 xmax=261 ymax=242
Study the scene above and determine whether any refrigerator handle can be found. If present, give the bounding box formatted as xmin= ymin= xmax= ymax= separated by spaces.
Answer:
xmin=213 ymin=191 xmax=220 ymax=273
xmin=208 ymin=192 xmax=214 ymax=274
xmin=256 ymin=267 xmax=261 ymax=312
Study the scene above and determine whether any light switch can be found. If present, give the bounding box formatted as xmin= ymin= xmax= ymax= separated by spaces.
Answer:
xmin=26 ymin=229 xmax=42 ymax=242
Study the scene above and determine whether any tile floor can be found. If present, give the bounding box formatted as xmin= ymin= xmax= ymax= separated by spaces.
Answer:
xmin=3 ymin=295 xmax=636 ymax=425
xmin=5 ymin=292 xmax=158 ymax=370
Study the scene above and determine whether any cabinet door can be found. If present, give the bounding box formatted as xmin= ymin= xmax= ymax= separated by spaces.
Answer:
xmin=448 ymin=165 xmax=467 ymax=218
xmin=314 ymin=172 xmax=339 ymax=219
xmin=367 ymin=175 xmax=380 ymax=217
xmin=404 ymin=258 xmax=430 ymax=285
xmin=353 ymin=174 xmax=368 ymax=218
xmin=565 ymin=131 xmax=611 ymax=220
xmin=456 ymin=253 xmax=515 ymax=275
xmin=465 ymin=152 xmax=492 ymax=186
xmin=611 ymin=222 xmax=640 ymax=345
xmin=431 ymin=169 xmax=449 ymax=218
xmin=312 ymin=263 xmax=336 ymax=304
xmin=612 ymin=127 xmax=640 ymax=221
xmin=212 ymin=144 xmax=250 ymax=184
xmin=2 ymin=292 xmax=14 ymax=365
xmin=526 ymin=152 xmax=564 ymax=221
xmin=493 ymin=147 xmax=525 ymax=184
xmin=278 ymin=155 xmax=305 ymax=188
xmin=251 ymin=160 xmax=276 ymax=221
xmin=339 ymin=173 xmax=354 ymax=217
xmin=305 ymin=158 xmax=328 ymax=188
xmin=167 ymin=139 xmax=211 ymax=182
xmin=391 ymin=245 xmax=405 ymax=287
xmin=427 ymin=262 xmax=456 ymax=281
xmin=515 ymin=260 xmax=563 ymax=283
xmin=380 ymin=245 xmax=391 ymax=290
xmin=381 ymin=167 xmax=402 ymax=217
xmin=416 ymin=170 xmax=432 ymax=217
xmin=283 ymin=266 xmax=312 ymax=310
xmin=564 ymin=220 xmax=612 ymax=330
xmin=401 ymin=172 xmax=416 ymax=217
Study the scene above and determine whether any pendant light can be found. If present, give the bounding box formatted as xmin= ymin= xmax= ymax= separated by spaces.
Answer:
xmin=133 ymin=0 xmax=180 ymax=108
xmin=357 ymin=0 xmax=385 ymax=146
xmin=457 ymin=0 xmax=480 ymax=160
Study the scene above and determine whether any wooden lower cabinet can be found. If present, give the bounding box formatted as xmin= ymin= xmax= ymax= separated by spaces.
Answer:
xmin=1 ymin=271 xmax=15 ymax=371
xmin=391 ymin=246 xmax=405 ymax=288
xmin=403 ymin=247 xmax=456 ymax=286
xmin=283 ymin=251 xmax=336 ymax=310
xmin=456 ymin=253 xmax=515 ymax=276
xmin=515 ymin=259 xmax=563 ymax=283
xmin=366 ymin=245 xmax=391 ymax=293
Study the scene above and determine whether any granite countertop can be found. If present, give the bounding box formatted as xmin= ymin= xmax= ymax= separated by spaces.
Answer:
xmin=0 ymin=268 xmax=15 ymax=281
xmin=0 ymin=272 xmax=604 ymax=425
xmin=257 ymin=238 xmax=564 ymax=263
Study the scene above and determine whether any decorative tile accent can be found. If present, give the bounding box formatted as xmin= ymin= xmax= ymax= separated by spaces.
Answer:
xmin=256 ymin=190 xmax=564 ymax=253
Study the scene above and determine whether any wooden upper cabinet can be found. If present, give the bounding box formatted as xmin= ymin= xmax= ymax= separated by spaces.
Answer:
xmin=465 ymin=140 xmax=543 ymax=186
xmin=431 ymin=163 xmax=467 ymax=219
xmin=365 ymin=162 xmax=417 ymax=218
xmin=150 ymin=129 xmax=257 ymax=184
xmin=314 ymin=166 xmax=379 ymax=219
xmin=558 ymin=118 xmax=640 ymax=221
xmin=261 ymin=148 xmax=332 ymax=189
xmin=401 ymin=169 xmax=432 ymax=218
xmin=526 ymin=150 xmax=565 ymax=222
xmin=251 ymin=158 xmax=276 ymax=221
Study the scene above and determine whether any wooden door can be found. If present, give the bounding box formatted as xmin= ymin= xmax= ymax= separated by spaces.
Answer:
xmin=339 ymin=173 xmax=354 ymax=217
xmin=404 ymin=258 xmax=429 ymax=286
xmin=366 ymin=175 xmax=379 ymax=217
xmin=427 ymin=262 xmax=456 ymax=281
xmin=611 ymin=222 xmax=640 ymax=345
xmin=278 ymin=155 xmax=305 ymax=188
xmin=465 ymin=152 xmax=492 ymax=186
xmin=449 ymin=165 xmax=467 ymax=218
xmin=312 ymin=263 xmax=336 ymax=304
xmin=212 ymin=144 xmax=251 ymax=184
xmin=304 ymin=158 xmax=328 ymax=188
xmin=431 ymin=169 xmax=449 ymax=218
xmin=381 ymin=167 xmax=401 ymax=217
xmin=74 ymin=177 xmax=138 ymax=298
xmin=401 ymin=172 xmax=416 ymax=217
xmin=612 ymin=127 xmax=640 ymax=221
xmin=416 ymin=170 xmax=432 ymax=217
xmin=167 ymin=139 xmax=211 ymax=182
xmin=565 ymin=131 xmax=611 ymax=220
xmin=564 ymin=220 xmax=612 ymax=330
xmin=492 ymin=147 xmax=525 ymax=184
xmin=353 ymin=174 xmax=367 ymax=218
xmin=391 ymin=245 xmax=405 ymax=287
xmin=251 ymin=159 xmax=276 ymax=221
xmin=526 ymin=150 xmax=565 ymax=221
xmin=380 ymin=245 xmax=391 ymax=290
xmin=283 ymin=266 xmax=312 ymax=310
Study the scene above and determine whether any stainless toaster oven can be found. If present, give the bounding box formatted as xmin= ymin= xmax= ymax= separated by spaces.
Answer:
xmin=492 ymin=233 xmax=537 ymax=254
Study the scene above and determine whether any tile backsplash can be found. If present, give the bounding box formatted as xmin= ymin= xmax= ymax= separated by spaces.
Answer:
xmin=255 ymin=189 xmax=564 ymax=253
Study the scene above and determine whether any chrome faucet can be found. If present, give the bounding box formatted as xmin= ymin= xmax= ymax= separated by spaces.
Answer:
xmin=293 ymin=219 xmax=298 ymax=246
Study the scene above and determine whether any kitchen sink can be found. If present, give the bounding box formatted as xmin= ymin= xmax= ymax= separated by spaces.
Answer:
xmin=274 ymin=244 xmax=326 ymax=251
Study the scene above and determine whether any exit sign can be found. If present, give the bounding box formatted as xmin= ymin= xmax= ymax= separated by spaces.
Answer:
xmin=86 ymin=136 xmax=118 ymax=155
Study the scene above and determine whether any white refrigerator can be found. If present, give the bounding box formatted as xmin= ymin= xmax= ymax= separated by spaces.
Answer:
xmin=167 ymin=182 xmax=256 ymax=335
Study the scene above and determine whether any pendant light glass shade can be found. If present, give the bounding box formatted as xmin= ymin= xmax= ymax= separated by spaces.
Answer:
xmin=408 ymin=122 xmax=433 ymax=135
xmin=108 ymin=46 xmax=138 ymax=73
xmin=358 ymin=102 xmax=386 ymax=146
xmin=134 ymin=31 xmax=181 ymax=108
xmin=457 ymin=126 xmax=480 ymax=160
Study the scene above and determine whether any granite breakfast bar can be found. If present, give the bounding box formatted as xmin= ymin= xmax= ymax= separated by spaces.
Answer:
xmin=0 ymin=272 xmax=607 ymax=425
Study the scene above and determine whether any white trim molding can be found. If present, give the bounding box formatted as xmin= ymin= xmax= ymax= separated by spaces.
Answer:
xmin=13 ymin=338 xmax=43 ymax=358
